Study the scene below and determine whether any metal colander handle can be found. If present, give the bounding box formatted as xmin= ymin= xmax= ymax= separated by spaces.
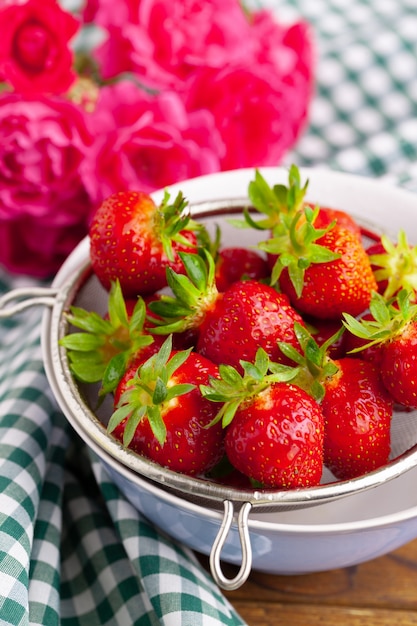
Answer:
xmin=210 ymin=500 xmax=253 ymax=591
xmin=0 ymin=287 xmax=58 ymax=317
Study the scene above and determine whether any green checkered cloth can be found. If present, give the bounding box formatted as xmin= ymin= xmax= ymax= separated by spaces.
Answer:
xmin=2 ymin=0 xmax=417 ymax=624
xmin=0 ymin=282 xmax=246 ymax=626
xmin=270 ymin=0 xmax=417 ymax=190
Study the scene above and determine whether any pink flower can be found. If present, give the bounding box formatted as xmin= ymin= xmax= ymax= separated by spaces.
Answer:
xmin=0 ymin=93 xmax=94 ymax=277
xmin=89 ymin=0 xmax=255 ymax=90
xmin=184 ymin=18 xmax=314 ymax=170
xmin=82 ymin=81 xmax=222 ymax=203
xmin=0 ymin=0 xmax=79 ymax=96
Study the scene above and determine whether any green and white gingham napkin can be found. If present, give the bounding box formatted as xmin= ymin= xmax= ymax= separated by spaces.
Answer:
xmin=0 ymin=282 xmax=247 ymax=626
xmin=2 ymin=0 xmax=417 ymax=624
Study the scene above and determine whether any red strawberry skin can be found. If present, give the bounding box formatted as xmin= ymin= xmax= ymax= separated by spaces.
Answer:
xmin=90 ymin=191 xmax=197 ymax=297
xmin=224 ymin=383 xmax=324 ymax=488
xmin=279 ymin=226 xmax=378 ymax=320
xmin=196 ymin=280 xmax=305 ymax=371
xmin=380 ymin=321 xmax=417 ymax=408
xmin=112 ymin=352 xmax=224 ymax=475
xmin=322 ymin=357 xmax=393 ymax=480
xmin=215 ymin=247 xmax=269 ymax=292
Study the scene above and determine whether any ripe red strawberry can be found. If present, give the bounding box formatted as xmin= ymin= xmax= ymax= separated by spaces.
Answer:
xmin=197 ymin=279 xmax=306 ymax=371
xmin=277 ymin=322 xmax=392 ymax=481
xmin=215 ymin=247 xmax=269 ymax=292
xmin=322 ymin=357 xmax=393 ymax=480
xmin=109 ymin=336 xmax=224 ymax=475
xmin=89 ymin=190 xmax=199 ymax=297
xmin=379 ymin=320 xmax=417 ymax=408
xmin=343 ymin=289 xmax=417 ymax=408
xmin=239 ymin=166 xmax=377 ymax=320
xmin=147 ymin=250 xmax=306 ymax=373
xmin=200 ymin=348 xmax=324 ymax=488
xmin=277 ymin=223 xmax=378 ymax=320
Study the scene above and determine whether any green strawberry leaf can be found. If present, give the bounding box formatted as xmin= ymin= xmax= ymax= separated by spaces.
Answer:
xmin=60 ymin=279 xmax=155 ymax=395
xmin=147 ymin=250 xmax=219 ymax=335
xmin=108 ymin=334 xmax=197 ymax=447
xmin=100 ymin=352 xmax=129 ymax=398
xmin=369 ymin=230 xmax=417 ymax=300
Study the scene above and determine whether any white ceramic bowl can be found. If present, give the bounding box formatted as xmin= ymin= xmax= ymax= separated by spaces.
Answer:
xmin=18 ymin=167 xmax=417 ymax=588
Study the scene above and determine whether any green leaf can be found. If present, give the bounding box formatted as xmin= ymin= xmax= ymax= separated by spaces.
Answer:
xmin=147 ymin=405 xmax=167 ymax=445
xmin=108 ymin=280 xmax=129 ymax=327
xmin=221 ymin=400 xmax=242 ymax=428
xmin=177 ymin=251 xmax=208 ymax=291
xmin=70 ymin=361 xmax=105 ymax=383
xmin=165 ymin=383 xmax=196 ymax=402
xmin=60 ymin=333 xmax=104 ymax=351
xmin=165 ymin=346 xmax=193 ymax=379
xmin=100 ymin=352 xmax=129 ymax=396
xmin=152 ymin=377 xmax=168 ymax=404
xmin=107 ymin=403 xmax=134 ymax=434
xmin=287 ymin=262 xmax=305 ymax=298
xmin=218 ymin=364 xmax=243 ymax=387
xmin=277 ymin=342 xmax=304 ymax=365
xmin=129 ymin=297 xmax=147 ymax=333
xmin=165 ymin=268 xmax=202 ymax=305
xmin=123 ymin=406 xmax=147 ymax=447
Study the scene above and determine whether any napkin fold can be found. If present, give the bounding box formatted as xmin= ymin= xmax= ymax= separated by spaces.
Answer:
xmin=0 ymin=276 xmax=246 ymax=626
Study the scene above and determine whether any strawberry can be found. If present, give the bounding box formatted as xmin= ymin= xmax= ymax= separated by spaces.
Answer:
xmin=343 ymin=289 xmax=417 ymax=408
xmin=322 ymin=357 xmax=393 ymax=480
xmin=367 ymin=230 xmax=417 ymax=300
xmin=195 ymin=220 xmax=270 ymax=291
xmin=108 ymin=335 xmax=224 ymax=475
xmin=59 ymin=280 xmax=158 ymax=395
xmin=277 ymin=222 xmax=378 ymax=319
xmin=277 ymin=322 xmax=393 ymax=481
xmin=89 ymin=189 xmax=200 ymax=297
xmin=147 ymin=250 xmax=306 ymax=372
xmin=196 ymin=279 xmax=306 ymax=371
xmin=200 ymin=348 xmax=324 ymax=488
xmin=237 ymin=166 xmax=377 ymax=320
xmin=215 ymin=247 xmax=269 ymax=292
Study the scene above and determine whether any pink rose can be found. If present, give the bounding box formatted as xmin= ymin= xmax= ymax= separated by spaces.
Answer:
xmin=0 ymin=0 xmax=79 ymax=96
xmin=0 ymin=93 xmax=94 ymax=277
xmin=90 ymin=0 xmax=255 ymax=90
xmin=184 ymin=17 xmax=314 ymax=170
xmin=82 ymin=81 xmax=222 ymax=203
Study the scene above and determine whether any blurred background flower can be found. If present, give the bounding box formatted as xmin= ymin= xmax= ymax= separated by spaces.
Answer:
xmin=0 ymin=0 xmax=315 ymax=277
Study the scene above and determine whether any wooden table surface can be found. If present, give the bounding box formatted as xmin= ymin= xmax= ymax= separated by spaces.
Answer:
xmin=200 ymin=536 xmax=417 ymax=625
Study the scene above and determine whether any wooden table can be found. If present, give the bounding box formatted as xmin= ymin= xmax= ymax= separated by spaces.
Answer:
xmin=200 ymin=537 xmax=417 ymax=625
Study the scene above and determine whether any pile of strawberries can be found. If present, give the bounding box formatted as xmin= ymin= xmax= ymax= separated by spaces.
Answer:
xmin=61 ymin=166 xmax=417 ymax=490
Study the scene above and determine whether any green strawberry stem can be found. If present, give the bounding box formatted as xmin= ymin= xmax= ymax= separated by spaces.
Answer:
xmin=108 ymin=335 xmax=195 ymax=446
xmin=276 ymin=322 xmax=341 ymax=402
xmin=229 ymin=164 xmax=309 ymax=232
xmin=343 ymin=288 xmax=417 ymax=352
xmin=259 ymin=205 xmax=340 ymax=295
xmin=59 ymin=280 xmax=154 ymax=396
xmin=369 ymin=230 xmax=417 ymax=299
xmin=200 ymin=347 xmax=300 ymax=428
xmin=229 ymin=165 xmax=341 ymax=297
xmin=157 ymin=189 xmax=205 ymax=261
xmin=147 ymin=249 xmax=219 ymax=334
